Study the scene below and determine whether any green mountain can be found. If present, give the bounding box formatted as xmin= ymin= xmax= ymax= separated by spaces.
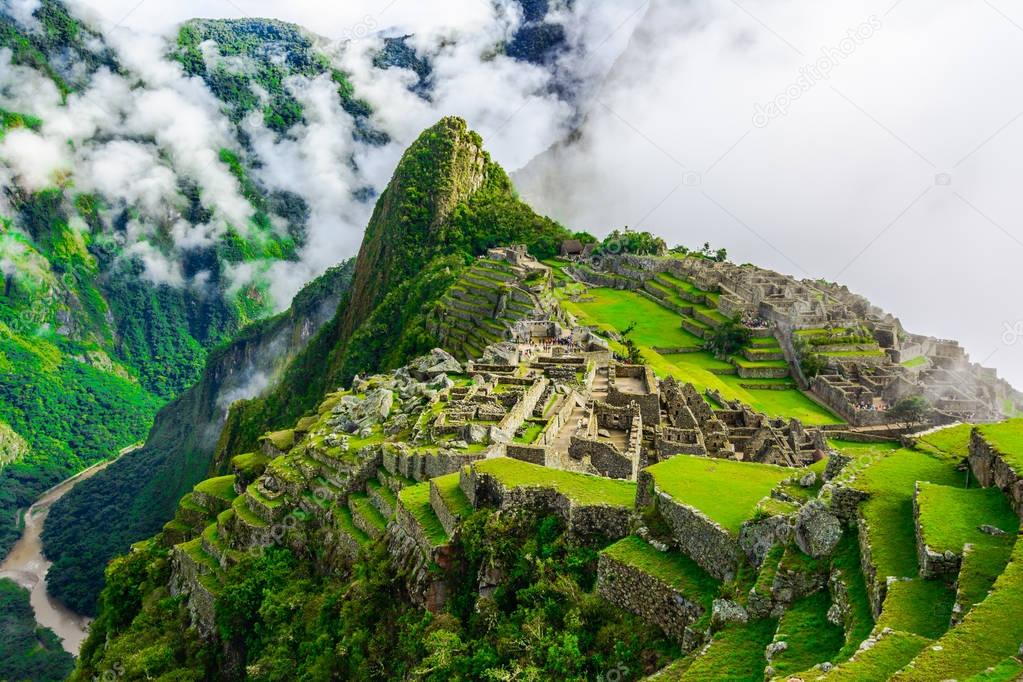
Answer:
xmin=69 ymin=116 xmax=1023 ymax=681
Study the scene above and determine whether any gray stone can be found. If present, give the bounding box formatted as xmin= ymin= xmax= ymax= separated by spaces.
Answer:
xmin=979 ymin=524 xmax=1008 ymax=536
xmin=448 ymin=440 xmax=469 ymax=449
xmin=799 ymin=470 xmax=818 ymax=487
xmin=765 ymin=640 xmax=788 ymax=660
xmin=711 ymin=599 xmax=749 ymax=629
xmin=794 ymin=500 xmax=843 ymax=558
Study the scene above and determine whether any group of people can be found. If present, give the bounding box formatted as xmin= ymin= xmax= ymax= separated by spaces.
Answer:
xmin=741 ymin=311 xmax=770 ymax=329
xmin=855 ymin=396 xmax=889 ymax=412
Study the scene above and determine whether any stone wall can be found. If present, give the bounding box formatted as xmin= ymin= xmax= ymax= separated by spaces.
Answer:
xmin=505 ymin=443 xmax=548 ymax=466
xmin=637 ymin=471 xmax=742 ymax=581
xmin=496 ymin=377 xmax=549 ymax=440
xmin=382 ymin=442 xmax=487 ymax=482
xmin=570 ymin=436 xmax=633 ymax=479
xmin=969 ymin=428 xmax=1023 ymax=520
xmin=596 ymin=552 xmax=706 ymax=648
xmin=461 ymin=466 xmax=631 ymax=542
xmin=607 ymin=364 xmax=660 ymax=423
xmin=912 ymin=482 xmax=961 ymax=579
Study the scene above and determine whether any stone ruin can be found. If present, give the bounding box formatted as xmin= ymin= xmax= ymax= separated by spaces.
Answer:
xmin=654 ymin=377 xmax=824 ymax=467
xmin=579 ymin=252 xmax=1021 ymax=424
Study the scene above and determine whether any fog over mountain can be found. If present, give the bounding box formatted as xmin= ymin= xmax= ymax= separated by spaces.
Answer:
xmin=26 ymin=0 xmax=1023 ymax=391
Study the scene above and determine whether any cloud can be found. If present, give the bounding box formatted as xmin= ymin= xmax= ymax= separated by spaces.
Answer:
xmin=514 ymin=0 xmax=1023 ymax=389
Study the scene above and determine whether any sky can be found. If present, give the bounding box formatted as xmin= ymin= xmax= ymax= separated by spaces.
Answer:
xmin=15 ymin=0 xmax=1023 ymax=389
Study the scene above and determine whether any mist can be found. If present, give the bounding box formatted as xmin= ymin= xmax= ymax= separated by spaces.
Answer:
xmin=515 ymin=0 xmax=1023 ymax=389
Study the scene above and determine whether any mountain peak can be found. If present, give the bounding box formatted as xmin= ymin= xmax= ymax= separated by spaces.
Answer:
xmin=341 ymin=116 xmax=490 ymax=334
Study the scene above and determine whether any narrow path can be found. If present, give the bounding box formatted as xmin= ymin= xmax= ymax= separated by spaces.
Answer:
xmin=0 ymin=444 xmax=139 ymax=655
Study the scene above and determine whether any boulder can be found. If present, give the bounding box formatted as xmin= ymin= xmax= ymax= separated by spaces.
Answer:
xmin=410 ymin=348 xmax=463 ymax=380
xmin=798 ymin=471 xmax=818 ymax=487
xmin=979 ymin=524 xmax=1008 ymax=536
xmin=711 ymin=599 xmax=749 ymax=629
xmin=794 ymin=501 xmax=843 ymax=558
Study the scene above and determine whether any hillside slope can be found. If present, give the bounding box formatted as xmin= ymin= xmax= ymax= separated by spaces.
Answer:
xmin=41 ymin=261 xmax=353 ymax=615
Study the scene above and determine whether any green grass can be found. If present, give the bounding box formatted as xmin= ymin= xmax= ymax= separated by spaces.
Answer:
xmin=966 ymin=658 xmax=1023 ymax=682
xmin=334 ymin=505 xmax=369 ymax=546
xmin=807 ymin=630 xmax=931 ymax=681
xmin=560 ymin=286 xmax=844 ymax=424
xmin=846 ymin=446 xmax=964 ymax=580
xmin=901 ymin=355 xmax=928 ymax=368
xmin=194 ymin=475 xmax=238 ymax=502
xmin=350 ymin=493 xmax=387 ymax=531
xmin=874 ymin=579 xmax=955 ymax=639
xmin=915 ymin=423 xmax=974 ymax=460
xmin=432 ymin=472 xmax=472 ymax=518
xmin=680 ymin=618 xmax=777 ymax=681
xmin=830 ymin=531 xmax=876 ymax=662
xmin=397 ymin=482 xmax=449 ymax=546
xmin=513 ymin=422 xmax=544 ymax=444
xmin=916 ymin=483 xmax=1018 ymax=555
xmin=366 ymin=479 xmax=397 ymax=511
xmin=890 ymin=540 xmax=1023 ymax=681
xmin=231 ymin=452 xmax=269 ymax=479
xmin=976 ymin=419 xmax=1023 ymax=475
xmin=473 ymin=457 xmax=636 ymax=507
xmin=768 ymin=590 xmax=845 ymax=678
xmin=601 ymin=535 xmax=719 ymax=604
xmin=644 ymin=455 xmax=793 ymax=534
xmin=558 ymin=287 xmax=703 ymax=349
xmin=231 ymin=494 xmax=267 ymax=528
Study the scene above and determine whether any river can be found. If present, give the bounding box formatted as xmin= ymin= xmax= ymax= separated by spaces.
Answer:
xmin=0 ymin=446 xmax=137 ymax=656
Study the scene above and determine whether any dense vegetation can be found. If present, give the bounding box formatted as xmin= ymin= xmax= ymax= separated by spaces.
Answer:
xmin=0 ymin=327 xmax=160 ymax=561
xmin=0 ymin=578 xmax=75 ymax=682
xmin=42 ymin=262 xmax=354 ymax=616
xmin=75 ymin=511 xmax=678 ymax=681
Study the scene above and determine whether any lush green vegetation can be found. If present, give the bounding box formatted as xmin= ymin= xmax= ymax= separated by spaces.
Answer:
xmin=558 ymin=287 xmax=842 ymax=425
xmin=0 ymin=326 xmax=159 ymax=563
xmin=679 ymin=618 xmax=777 ymax=680
xmin=890 ymin=540 xmax=1023 ymax=681
xmin=474 ymin=457 xmax=636 ymax=507
xmin=0 ymin=578 xmax=74 ymax=682
xmin=645 ymin=455 xmax=793 ymax=534
xmin=810 ymin=630 xmax=930 ymax=681
xmin=76 ymin=509 xmax=682 ymax=680
xmin=768 ymin=590 xmax=845 ymax=677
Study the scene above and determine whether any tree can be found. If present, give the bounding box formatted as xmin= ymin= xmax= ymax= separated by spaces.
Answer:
xmin=888 ymin=395 xmax=932 ymax=427
xmin=620 ymin=322 xmax=645 ymax=364
xmin=704 ymin=320 xmax=751 ymax=359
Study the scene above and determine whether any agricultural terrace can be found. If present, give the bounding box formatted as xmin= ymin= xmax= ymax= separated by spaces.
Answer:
xmin=472 ymin=457 xmax=636 ymax=507
xmin=644 ymin=455 xmax=794 ymax=534
xmin=601 ymin=535 xmax=719 ymax=605
xmin=890 ymin=539 xmax=1023 ymax=681
xmin=976 ymin=418 xmax=1023 ymax=474
xmin=557 ymin=286 xmax=842 ymax=425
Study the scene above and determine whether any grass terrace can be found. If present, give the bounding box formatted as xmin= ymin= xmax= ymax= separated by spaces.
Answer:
xmin=679 ymin=618 xmax=777 ymax=681
xmin=194 ymin=475 xmax=238 ymax=502
xmin=890 ymin=540 xmax=1023 ymax=681
xmin=801 ymin=630 xmax=930 ymax=681
xmin=432 ymin=472 xmax=472 ymax=519
xmin=558 ymin=286 xmax=843 ymax=425
xmin=601 ymin=535 xmax=719 ymax=606
xmin=873 ymin=579 xmax=954 ymax=639
xmin=976 ymin=419 xmax=1023 ymax=474
xmin=472 ymin=457 xmax=636 ymax=508
xmin=397 ymin=482 xmax=449 ymax=546
xmin=767 ymin=590 xmax=845 ymax=678
xmin=916 ymin=483 xmax=1018 ymax=556
xmin=914 ymin=423 xmax=974 ymax=460
xmin=644 ymin=455 xmax=794 ymax=534
xmin=849 ymin=446 xmax=963 ymax=582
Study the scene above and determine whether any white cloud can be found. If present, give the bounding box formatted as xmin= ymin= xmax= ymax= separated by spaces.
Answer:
xmin=515 ymin=0 xmax=1023 ymax=388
